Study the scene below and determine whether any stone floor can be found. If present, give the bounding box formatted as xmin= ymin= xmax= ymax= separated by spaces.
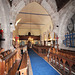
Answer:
xmin=29 ymin=58 xmax=33 ymax=75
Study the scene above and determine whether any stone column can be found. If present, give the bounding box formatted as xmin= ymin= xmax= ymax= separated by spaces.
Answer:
xmin=10 ymin=23 xmax=15 ymax=51
xmin=0 ymin=0 xmax=11 ymax=50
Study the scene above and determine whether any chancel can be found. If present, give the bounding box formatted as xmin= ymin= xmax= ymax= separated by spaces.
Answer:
xmin=0 ymin=0 xmax=75 ymax=75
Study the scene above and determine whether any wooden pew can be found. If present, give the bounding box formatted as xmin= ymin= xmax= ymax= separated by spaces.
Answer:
xmin=33 ymin=45 xmax=50 ymax=55
xmin=0 ymin=50 xmax=17 ymax=75
xmin=49 ymin=48 xmax=75 ymax=75
xmin=0 ymin=48 xmax=4 ymax=53
xmin=16 ymin=52 xmax=27 ymax=75
xmin=58 ymin=49 xmax=75 ymax=61
xmin=1 ymin=50 xmax=12 ymax=57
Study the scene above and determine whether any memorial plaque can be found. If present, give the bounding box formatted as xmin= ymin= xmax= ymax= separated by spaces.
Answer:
xmin=67 ymin=19 xmax=73 ymax=33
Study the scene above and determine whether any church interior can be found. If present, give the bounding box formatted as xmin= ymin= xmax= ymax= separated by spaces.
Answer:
xmin=0 ymin=0 xmax=75 ymax=75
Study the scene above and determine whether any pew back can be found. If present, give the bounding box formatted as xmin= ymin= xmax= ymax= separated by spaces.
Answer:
xmin=0 ymin=50 xmax=17 ymax=75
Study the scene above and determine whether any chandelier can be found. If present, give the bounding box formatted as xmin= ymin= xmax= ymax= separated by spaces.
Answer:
xmin=28 ymin=11 xmax=34 ymax=42
xmin=28 ymin=11 xmax=32 ymax=36
xmin=28 ymin=37 xmax=33 ymax=41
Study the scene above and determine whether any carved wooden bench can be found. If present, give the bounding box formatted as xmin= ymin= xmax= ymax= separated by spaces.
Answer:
xmin=49 ymin=48 xmax=75 ymax=75
xmin=33 ymin=45 xmax=50 ymax=55
xmin=0 ymin=50 xmax=17 ymax=75
xmin=16 ymin=52 xmax=27 ymax=75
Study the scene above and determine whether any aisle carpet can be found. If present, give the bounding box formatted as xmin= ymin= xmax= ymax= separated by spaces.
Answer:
xmin=28 ymin=48 xmax=60 ymax=75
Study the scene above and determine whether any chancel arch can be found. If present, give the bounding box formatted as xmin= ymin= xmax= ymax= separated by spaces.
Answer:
xmin=13 ymin=2 xmax=54 ymax=46
xmin=11 ymin=0 xmax=58 ymax=35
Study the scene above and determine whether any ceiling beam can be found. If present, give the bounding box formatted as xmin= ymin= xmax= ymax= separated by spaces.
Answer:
xmin=19 ymin=12 xmax=50 ymax=16
xmin=18 ymin=23 xmax=45 ymax=25
xmin=18 ymin=28 xmax=40 ymax=29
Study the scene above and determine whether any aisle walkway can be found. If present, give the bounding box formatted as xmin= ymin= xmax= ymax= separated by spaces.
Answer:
xmin=28 ymin=49 xmax=60 ymax=75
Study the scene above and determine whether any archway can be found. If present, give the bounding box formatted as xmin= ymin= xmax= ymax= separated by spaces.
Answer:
xmin=13 ymin=2 xmax=54 ymax=46
xmin=58 ymin=1 xmax=75 ymax=49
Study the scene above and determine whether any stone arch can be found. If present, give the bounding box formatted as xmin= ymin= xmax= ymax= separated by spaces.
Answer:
xmin=0 ymin=0 xmax=11 ymax=50
xmin=58 ymin=1 xmax=75 ymax=49
xmin=11 ymin=0 xmax=59 ymax=46
xmin=11 ymin=0 xmax=25 ymax=26
xmin=11 ymin=0 xmax=58 ymax=33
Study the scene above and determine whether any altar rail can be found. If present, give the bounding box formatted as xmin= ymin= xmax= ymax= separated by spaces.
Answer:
xmin=49 ymin=48 xmax=75 ymax=75
xmin=0 ymin=50 xmax=17 ymax=75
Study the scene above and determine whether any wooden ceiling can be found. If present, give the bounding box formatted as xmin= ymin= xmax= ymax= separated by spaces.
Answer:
xmin=16 ymin=2 xmax=53 ymax=30
xmin=55 ymin=0 xmax=70 ymax=11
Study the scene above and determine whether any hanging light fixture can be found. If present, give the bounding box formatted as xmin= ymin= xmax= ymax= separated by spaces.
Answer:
xmin=28 ymin=32 xmax=31 ymax=36
xmin=28 ymin=11 xmax=34 ymax=42
xmin=28 ymin=12 xmax=31 ymax=36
